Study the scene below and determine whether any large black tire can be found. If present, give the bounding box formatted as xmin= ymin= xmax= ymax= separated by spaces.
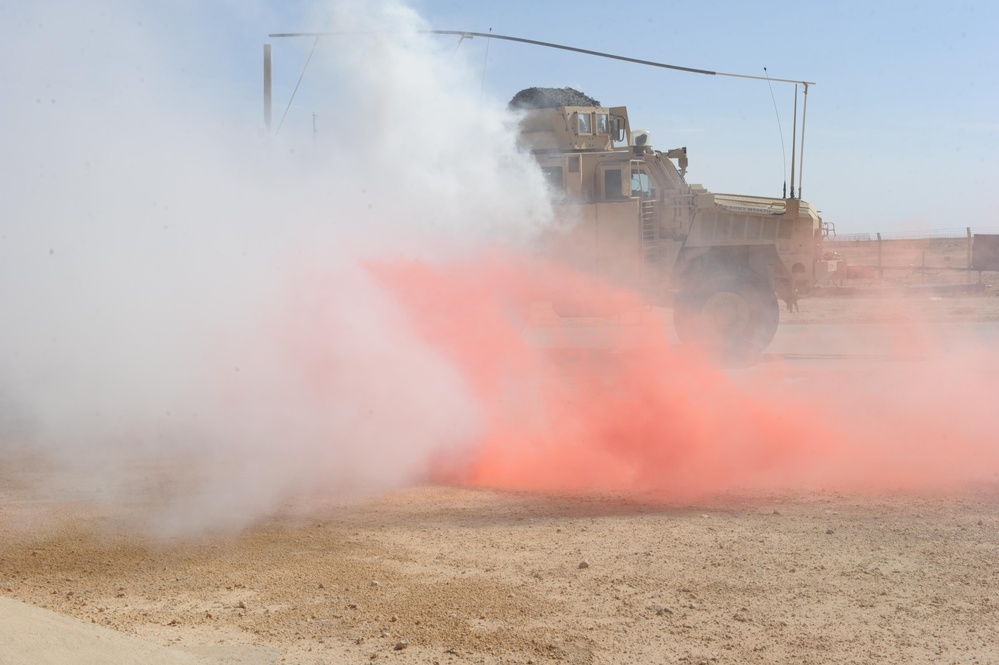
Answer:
xmin=673 ymin=276 xmax=779 ymax=360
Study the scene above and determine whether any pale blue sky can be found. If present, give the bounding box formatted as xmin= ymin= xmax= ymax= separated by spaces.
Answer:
xmin=5 ymin=1 xmax=998 ymax=234
xmin=258 ymin=1 xmax=999 ymax=234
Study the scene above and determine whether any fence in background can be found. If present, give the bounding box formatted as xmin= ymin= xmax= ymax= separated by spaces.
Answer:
xmin=832 ymin=227 xmax=999 ymax=242
xmin=820 ymin=227 xmax=999 ymax=283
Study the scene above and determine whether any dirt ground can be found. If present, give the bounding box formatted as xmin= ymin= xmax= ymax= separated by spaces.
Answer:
xmin=2 ymin=482 xmax=999 ymax=665
xmin=3 ymin=269 xmax=999 ymax=664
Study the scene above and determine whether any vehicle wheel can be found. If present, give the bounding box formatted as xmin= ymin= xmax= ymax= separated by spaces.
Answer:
xmin=673 ymin=275 xmax=779 ymax=360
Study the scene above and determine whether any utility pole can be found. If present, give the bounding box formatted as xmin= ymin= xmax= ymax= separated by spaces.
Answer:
xmin=263 ymin=44 xmax=273 ymax=133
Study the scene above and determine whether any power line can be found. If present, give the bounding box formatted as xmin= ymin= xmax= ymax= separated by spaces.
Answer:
xmin=267 ymin=29 xmax=815 ymax=86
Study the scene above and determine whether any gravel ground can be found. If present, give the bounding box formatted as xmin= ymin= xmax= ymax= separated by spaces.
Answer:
xmin=2 ymin=485 xmax=998 ymax=664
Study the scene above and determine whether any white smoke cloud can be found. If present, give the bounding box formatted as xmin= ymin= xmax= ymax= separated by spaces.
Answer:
xmin=0 ymin=0 xmax=552 ymax=535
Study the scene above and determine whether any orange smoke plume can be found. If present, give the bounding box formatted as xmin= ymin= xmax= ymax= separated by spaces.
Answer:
xmin=370 ymin=250 xmax=999 ymax=501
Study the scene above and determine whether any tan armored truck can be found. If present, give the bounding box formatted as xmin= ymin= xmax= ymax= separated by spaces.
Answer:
xmin=512 ymin=88 xmax=826 ymax=358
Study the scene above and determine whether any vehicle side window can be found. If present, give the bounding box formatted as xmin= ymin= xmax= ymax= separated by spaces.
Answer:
xmin=577 ymin=113 xmax=592 ymax=135
xmin=596 ymin=113 xmax=609 ymax=134
xmin=631 ymin=170 xmax=655 ymax=198
xmin=604 ymin=169 xmax=625 ymax=199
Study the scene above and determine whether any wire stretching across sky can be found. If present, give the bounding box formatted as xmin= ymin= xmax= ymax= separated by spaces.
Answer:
xmin=266 ymin=29 xmax=816 ymax=86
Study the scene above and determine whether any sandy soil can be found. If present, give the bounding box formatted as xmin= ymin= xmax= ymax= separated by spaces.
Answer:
xmin=783 ymin=293 xmax=999 ymax=326
xmin=2 ymin=482 xmax=998 ymax=664
xmin=3 ymin=288 xmax=999 ymax=664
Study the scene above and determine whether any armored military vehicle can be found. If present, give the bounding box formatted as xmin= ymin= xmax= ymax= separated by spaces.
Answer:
xmin=512 ymin=87 xmax=826 ymax=358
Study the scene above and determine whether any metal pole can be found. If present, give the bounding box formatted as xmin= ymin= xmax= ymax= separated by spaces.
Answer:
xmin=798 ymin=83 xmax=808 ymax=200
xmin=263 ymin=44 xmax=273 ymax=133
xmin=877 ymin=232 xmax=882 ymax=279
xmin=967 ymin=227 xmax=972 ymax=283
xmin=789 ymin=84 xmax=798 ymax=199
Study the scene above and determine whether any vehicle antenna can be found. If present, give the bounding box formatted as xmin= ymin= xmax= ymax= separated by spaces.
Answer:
xmin=789 ymin=84 xmax=798 ymax=199
xmin=763 ymin=67 xmax=787 ymax=199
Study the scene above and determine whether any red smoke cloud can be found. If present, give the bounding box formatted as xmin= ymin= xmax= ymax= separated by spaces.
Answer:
xmin=369 ymin=250 xmax=999 ymax=501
